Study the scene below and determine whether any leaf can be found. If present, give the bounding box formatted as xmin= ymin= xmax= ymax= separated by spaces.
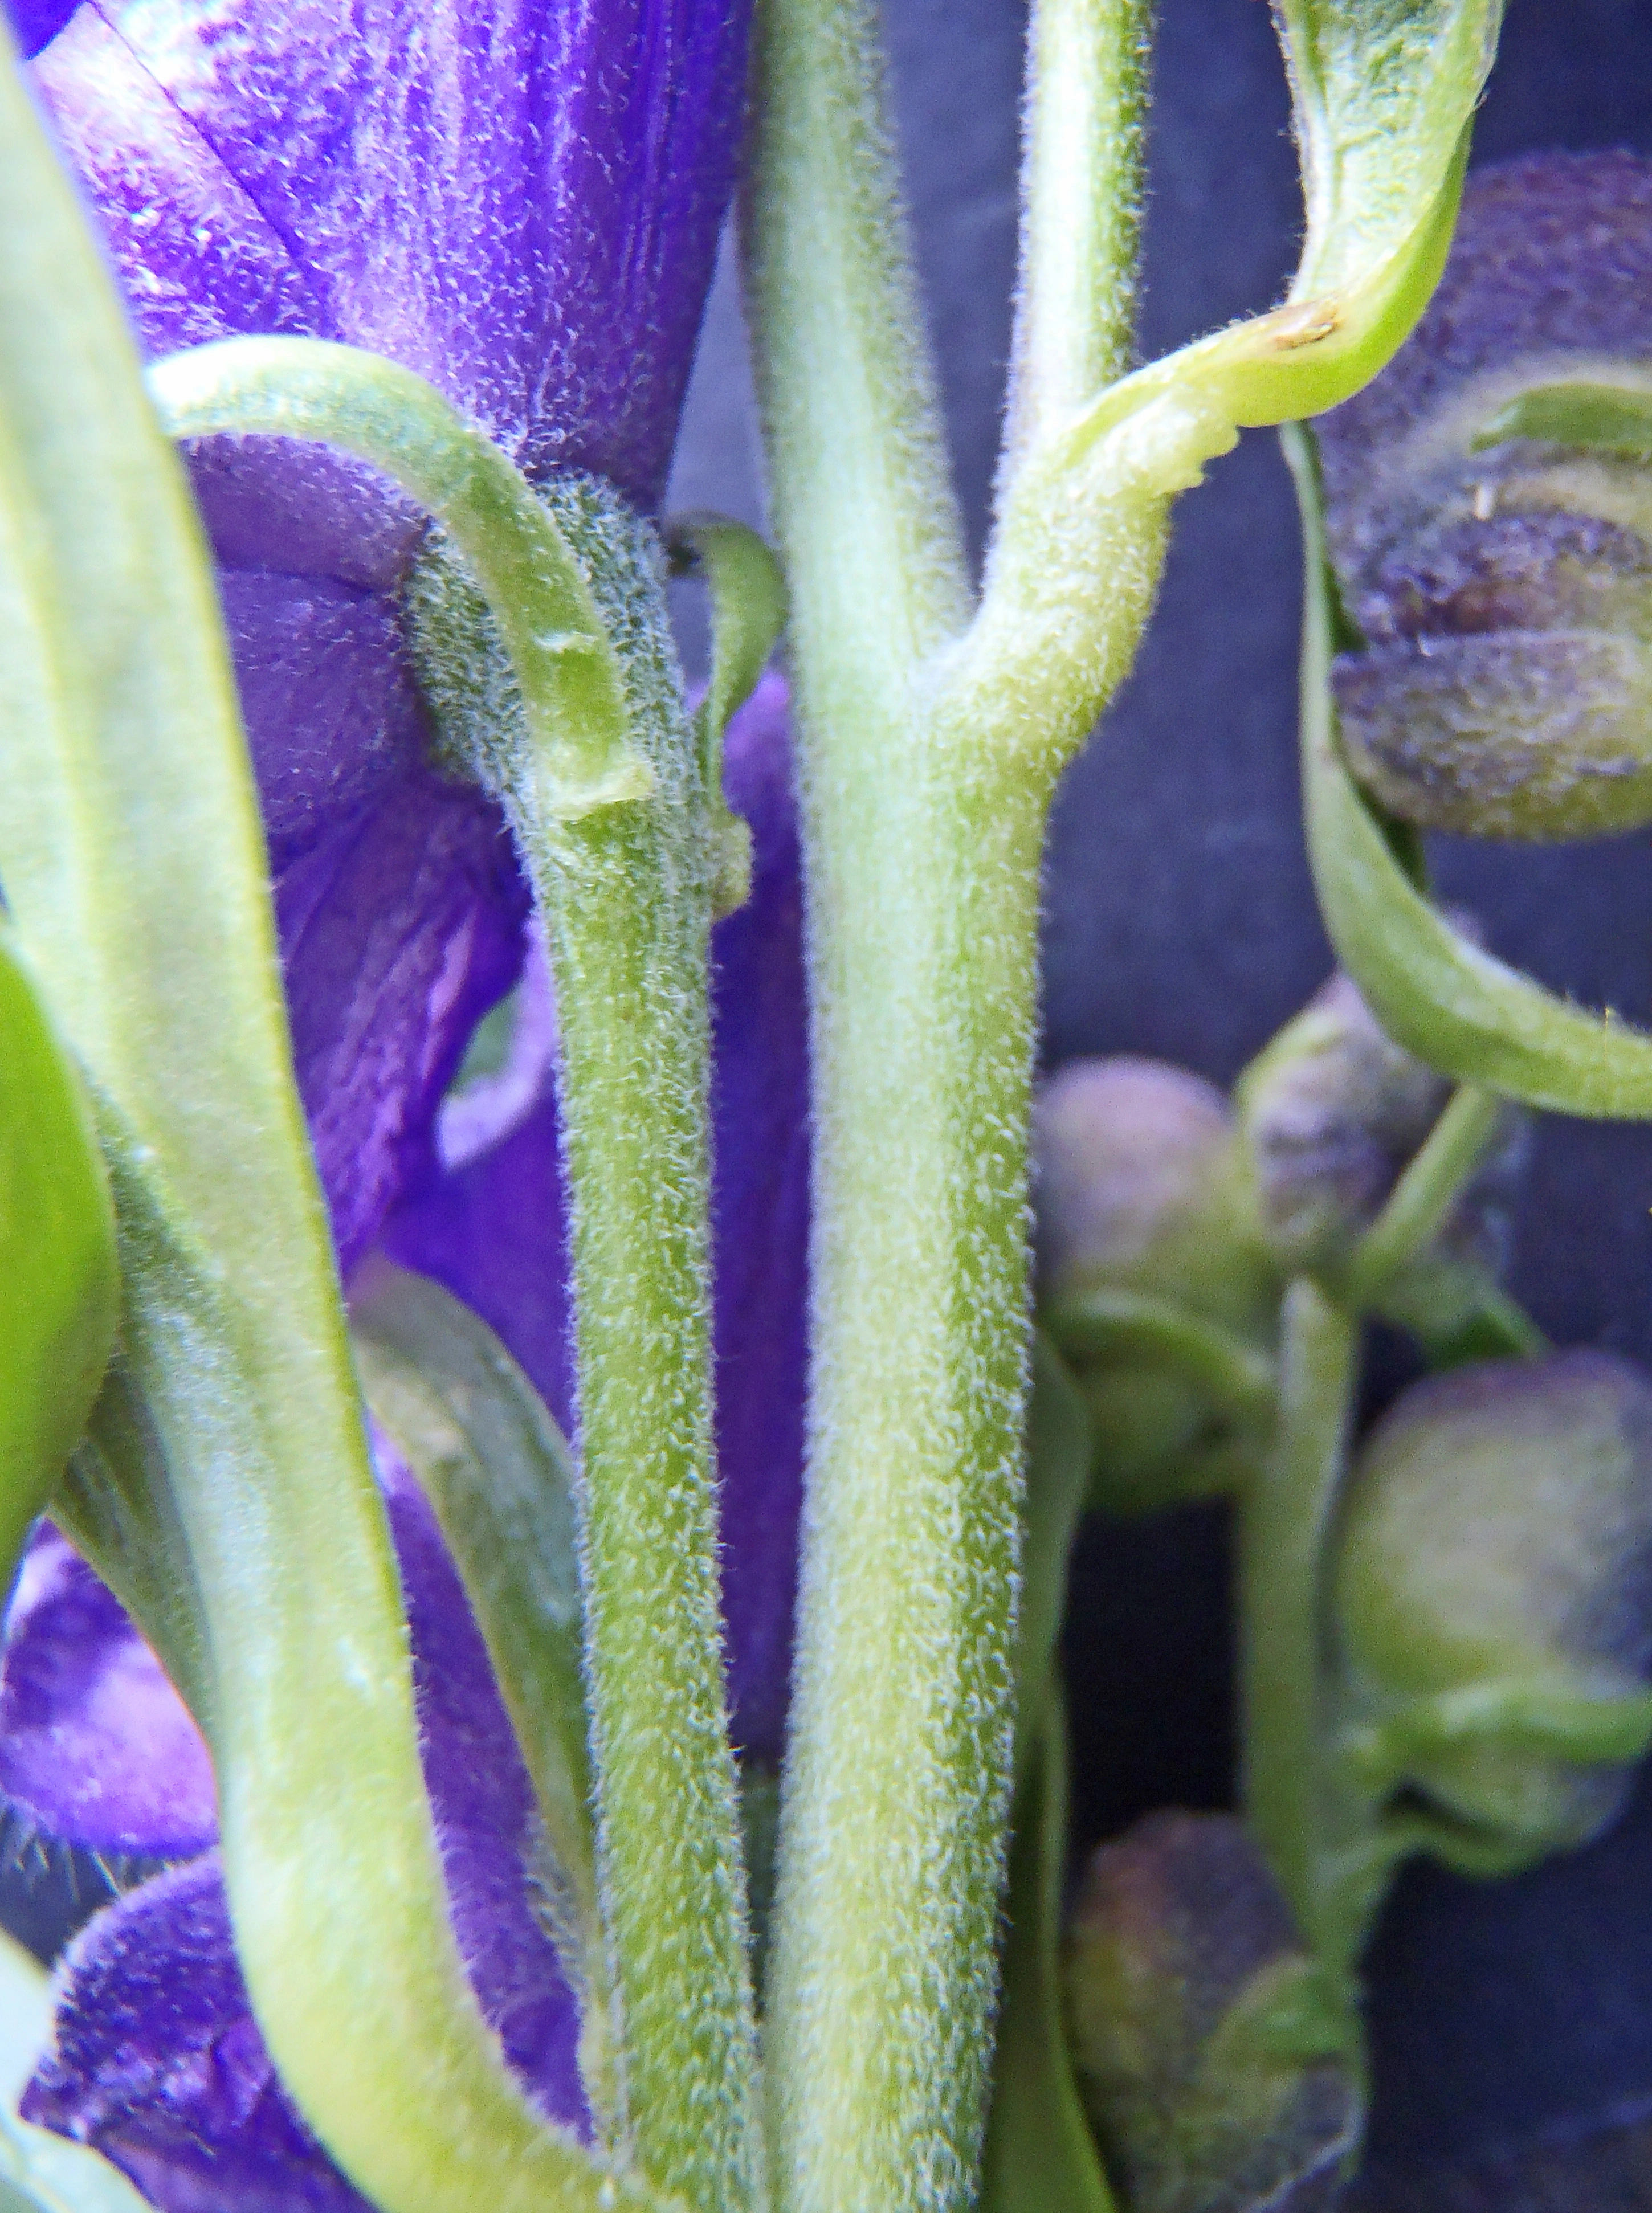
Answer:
xmin=1015 ymin=1336 xmax=1099 ymax=1777
xmin=350 ymin=1262 xmax=606 ymax=2045
xmin=1282 ymin=421 xmax=1652 ymax=1119
xmin=980 ymin=1691 xmax=1119 ymax=2213
xmin=0 ymin=927 xmax=116 ymax=1584
xmin=0 ymin=30 xmax=651 ymax=2213
xmin=1066 ymin=0 xmax=1502 ymax=489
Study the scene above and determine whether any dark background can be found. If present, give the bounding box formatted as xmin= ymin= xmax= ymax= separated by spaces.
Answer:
xmin=671 ymin=0 xmax=1652 ymax=2200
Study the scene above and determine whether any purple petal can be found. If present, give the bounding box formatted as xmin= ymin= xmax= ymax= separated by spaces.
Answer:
xmin=222 ymin=573 xmax=426 ymax=873
xmin=384 ymin=674 xmax=811 ymax=1758
xmin=35 ymin=0 xmax=753 ymax=509
xmin=21 ymin=1853 xmax=376 ymax=2213
xmin=15 ymin=1441 xmax=588 ymax=2207
xmin=6 ymin=0 xmax=77 ymax=59
xmin=0 ymin=1526 xmax=217 ymax=1863
xmin=276 ymin=770 xmax=528 ymax=1280
xmin=707 ymin=678 xmax=811 ymax=1759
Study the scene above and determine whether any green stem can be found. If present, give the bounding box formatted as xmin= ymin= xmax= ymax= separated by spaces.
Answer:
xmin=146 ymin=341 xmax=762 ymax=2213
xmin=1341 ymin=1083 xmax=1502 ymax=1312
xmin=744 ymin=2 xmax=1154 ymax=2204
xmin=1238 ymin=1277 xmax=1356 ymax=1948
xmin=1000 ymin=0 xmax=1148 ymax=480
xmin=528 ymin=573 xmax=764 ymax=2213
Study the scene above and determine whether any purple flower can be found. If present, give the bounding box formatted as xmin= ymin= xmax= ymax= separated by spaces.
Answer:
xmin=3 ymin=11 xmax=811 ymax=2208
xmin=27 ymin=0 xmax=755 ymax=1276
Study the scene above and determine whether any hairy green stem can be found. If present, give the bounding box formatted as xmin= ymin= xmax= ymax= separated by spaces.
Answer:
xmin=1238 ymin=1276 xmax=1356 ymax=1945
xmin=1341 ymin=1083 xmax=1502 ymax=1311
xmin=147 ymin=341 xmax=762 ymax=2213
xmin=743 ymin=0 xmax=1153 ymax=2202
xmin=1000 ymin=0 xmax=1148 ymax=480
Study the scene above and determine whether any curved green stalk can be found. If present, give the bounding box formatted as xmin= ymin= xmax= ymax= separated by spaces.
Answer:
xmin=149 ymin=336 xmax=762 ymax=2213
xmin=0 ymin=43 xmax=649 ymax=2213
xmin=1341 ymin=1083 xmax=1503 ymax=1312
xmin=980 ymin=1692 xmax=1117 ymax=2213
xmin=1238 ymin=1280 xmax=1356 ymax=1971
xmin=1284 ymin=422 xmax=1652 ymax=1117
xmin=664 ymin=512 xmax=788 ymax=914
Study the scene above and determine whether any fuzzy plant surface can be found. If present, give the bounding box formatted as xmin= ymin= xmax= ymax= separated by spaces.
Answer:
xmin=14 ymin=11 xmax=1652 ymax=2213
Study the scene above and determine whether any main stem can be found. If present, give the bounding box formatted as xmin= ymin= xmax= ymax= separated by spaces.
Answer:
xmin=770 ymin=728 xmax=1046 ymax=2211
xmin=745 ymin=0 xmax=1156 ymax=2199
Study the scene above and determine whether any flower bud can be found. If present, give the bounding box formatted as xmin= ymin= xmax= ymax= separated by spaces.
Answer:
xmin=1317 ymin=152 xmax=1652 ymax=840
xmin=1033 ymin=1059 xmax=1276 ymax=1514
xmin=1333 ymin=1352 xmax=1652 ymax=1859
xmin=1236 ymin=968 xmax=1523 ymax=1321
xmin=1064 ymin=1811 xmax=1360 ymax=2213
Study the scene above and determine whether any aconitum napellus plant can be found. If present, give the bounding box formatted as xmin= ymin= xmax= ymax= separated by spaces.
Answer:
xmin=10 ymin=4 xmax=1652 ymax=2213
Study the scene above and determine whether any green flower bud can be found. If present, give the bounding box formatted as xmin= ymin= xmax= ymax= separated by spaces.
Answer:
xmin=1236 ymin=969 xmax=1523 ymax=1329
xmin=1317 ymin=153 xmax=1652 ymax=841
xmin=1333 ymin=1352 xmax=1652 ymax=1863
xmin=1064 ymin=1812 xmax=1360 ymax=2213
xmin=1033 ymin=1059 xmax=1276 ymax=1515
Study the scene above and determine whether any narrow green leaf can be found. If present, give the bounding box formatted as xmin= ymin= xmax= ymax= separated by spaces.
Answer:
xmin=980 ymin=1692 xmax=1117 ymax=2213
xmin=0 ymin=927 xmax=116 ymax=1585
xmin=350 ymin=1259 xmax=619 ymax=2130
xmin=1062 ymin=0 xmax=1503 ymax=479
xmin=664 ymin=513 xmax=787 ymax=914
xmin=0 ymin=34 xmax=652 ymax=2213
xmin=1013 ymin=1338 xmax=1095 ymax=1779
xmin=1283 ymin=422 xmax=1652 ymax=1119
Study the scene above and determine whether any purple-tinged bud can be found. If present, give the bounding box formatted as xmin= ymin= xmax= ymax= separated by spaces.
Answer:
xmin=1317 ymin=153 xmax=1652 ymax=841
xmin=1333 ymin=1352 xmax=1652 ymax=1859
xmin=1064 ymin=1812 xmax=1360 ymax=2213
xmin=1236 ymin=969 xmax=1523 ymax=1322
xmin=1033 ymin=1060 xmax=1276 ymax=1514
xmin=1035 ymin=1060 xmax=1263 ymax=1319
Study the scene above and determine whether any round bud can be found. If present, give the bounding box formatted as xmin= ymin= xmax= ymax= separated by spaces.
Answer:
xmin=1333 ymin=1351 xmax=1652 ymax=1857
xmin=1237 ymin=969 xmax=1524 ymax=1319
xmin=1317 ymin=153 xmax=1652 ymax=840
xmin=1064 ymin=1811 xmax=1359 ymax=2213
xmin=1033 ymin=1059 xmax=1276 ymax=1514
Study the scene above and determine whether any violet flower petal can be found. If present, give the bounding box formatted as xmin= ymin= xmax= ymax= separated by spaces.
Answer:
xmin=21 ymin=1853 xmax=376 ymax=2213
xmin=6 ymin=1451 xmax=589 ymax=2158
xmin=0 ymin=1527 xmax=216 ymax=1863
xmin=375 ymin=1436 xmax=588 ymax=2122
xmin=385 ymin=675 xmax=811 ymax=1759
xmin=34 ymin=0 xmax=753 ymax=510
xmin=275 ymin=770 xmax=528 ymax=1280
xmin=31 ymin=0 xmax=755 ymax=1267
